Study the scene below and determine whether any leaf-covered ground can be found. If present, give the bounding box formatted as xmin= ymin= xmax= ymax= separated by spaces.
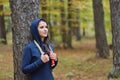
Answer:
xmin=0 ymin=38 xmax=116 ymax=80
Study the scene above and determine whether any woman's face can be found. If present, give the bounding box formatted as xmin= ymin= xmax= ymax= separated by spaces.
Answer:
xmin=38 ymin=21 xmax=48 ymax=39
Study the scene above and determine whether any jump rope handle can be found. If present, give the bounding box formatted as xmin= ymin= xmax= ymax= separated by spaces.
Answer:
xmin=50 ymin=51 xmax=55 ymax=67
xmin=34 ymin=40 xmax=55 ymax=67
xmin=51 ymin=59 xmax=55 ymax=67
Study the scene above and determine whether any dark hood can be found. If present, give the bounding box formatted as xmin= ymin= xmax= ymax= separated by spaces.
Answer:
xmin=30 ymin=18 xmax=44 ymax=49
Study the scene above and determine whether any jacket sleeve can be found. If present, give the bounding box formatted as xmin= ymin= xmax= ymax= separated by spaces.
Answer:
xmin=50 ymin=44 xmax=58 ymax=69
xmin=21 ymin=46 xmax=44 ymax=74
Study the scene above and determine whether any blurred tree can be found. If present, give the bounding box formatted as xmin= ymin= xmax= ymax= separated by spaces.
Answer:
xmin=60 ymin=0 xmax=67 ymax=48
xmin=74 ymin=8 xmax=81 ymax=40
xmin=67 ymin=0 xmax=73 ymax=48
xmin=48 ymin=0 xmax=55 ymax=41
xmin=79 ymin=0 xmax=93 ymax=37
xmin=9 ymin=0 xmax=40 ymax=80
xmin=0 ymin=0 xmax=11 ymax=16
xmin=47 ymin=0 xmax=53 ymax=41
xmin=108 ymin=0 xmax=120 ymax=79
xmin=92 ymin=0 xmax=109 ymax=58
xmin=0 ymin=5 xmax=7 ymax=44
xmin=40 ymin=0 xmax=47 ymax=19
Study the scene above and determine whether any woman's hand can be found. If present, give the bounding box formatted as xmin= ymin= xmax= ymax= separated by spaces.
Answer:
xmin=49 ymin=51 xmax=57 ymax=61
xmin=41 ymin=54 xmax=49 ymax=63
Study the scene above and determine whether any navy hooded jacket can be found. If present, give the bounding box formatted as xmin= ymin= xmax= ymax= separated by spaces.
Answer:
xmin=21 ymin=18 xmax=58 ymax=80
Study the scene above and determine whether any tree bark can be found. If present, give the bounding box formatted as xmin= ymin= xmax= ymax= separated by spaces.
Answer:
xmin=108 ymin=0 xmax=120 ymax=78
xmin=93 ymin=0 xmax=109 ymax=58
xmin=9 ymin=0 xmax=40 ymax=80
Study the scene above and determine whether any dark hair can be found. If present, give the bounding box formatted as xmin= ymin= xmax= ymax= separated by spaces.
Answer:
xmin=39 ymin=18 xmax=48 ymax=25
xmin=39 ymin=19 xmax=50 ymax=53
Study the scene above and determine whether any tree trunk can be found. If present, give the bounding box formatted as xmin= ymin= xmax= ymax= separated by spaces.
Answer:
xmin=67 ymin=0 xmax=73 ymax=48
xmin=48 ymin=1 xmax=54 ymax=41
xmin=92 ymin=0 xmax=109 ymax=58
xmin=75 ymin=8 xmax=81 ymax=41
xmin=40 ymin=0 xmax=47 ymax=19
xmin=9 ymin=0 xmax=40 ymax=80
xmin=83 ymin=28 xmax=86 ymax=37
xmin=60 ymin=0 xmax=67 ymax=49
xmin=0 ymin=5 xmax=7 ymax=44
xmin=108 ymin=0 xmax=120 ymax=78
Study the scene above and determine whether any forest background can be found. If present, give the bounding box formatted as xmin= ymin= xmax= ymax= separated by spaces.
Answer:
xmin=0 ymin=0 xmax=115 ymax=80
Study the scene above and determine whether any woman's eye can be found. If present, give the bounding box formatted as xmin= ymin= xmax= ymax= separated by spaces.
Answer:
xmin=40 ymin=26 xmax=44 ymax=28
xmin=46 ymin=26 xmax=48 ymax=28
xmin=39 ymin=26 xmax=48 ymax=29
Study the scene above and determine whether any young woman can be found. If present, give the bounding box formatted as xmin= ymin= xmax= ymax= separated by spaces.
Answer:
xmin=21 ymin=18 xmax=58 ymax=80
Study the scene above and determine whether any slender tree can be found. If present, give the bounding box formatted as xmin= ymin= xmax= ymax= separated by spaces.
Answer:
xmin=9 ymin=0 xmax=40 ymax=80
xmin=47 ymin=0 xmax=53 ymax=41
xmin=108 ymin=0 xmax=120 ymax=78
xmin=40 ymin=0 xmax=47 ymax=19
xmin=74 ymin=8 xmax=81 ymax=40
xmin=0 ymin=5 xmax=7 ymax=44
xmin=92 ymin=0 xmax=109 ymax=58
xmin=60 ymin=0 xmax=67 ymax=48
xmin=67 ymin=0 xmax=73 ymax=48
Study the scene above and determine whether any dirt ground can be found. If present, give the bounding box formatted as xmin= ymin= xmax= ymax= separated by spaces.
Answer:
xmin=0 ymin=39 xmax=117 ymax=80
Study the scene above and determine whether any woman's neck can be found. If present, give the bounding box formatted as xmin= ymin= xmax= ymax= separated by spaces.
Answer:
xmin=41 ymin=37 xmax=44 ymax=42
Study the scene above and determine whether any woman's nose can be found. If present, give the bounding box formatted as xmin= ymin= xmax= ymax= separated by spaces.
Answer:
xmin=44 ymin=27 xmax=48 ymax=31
